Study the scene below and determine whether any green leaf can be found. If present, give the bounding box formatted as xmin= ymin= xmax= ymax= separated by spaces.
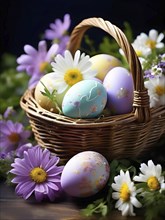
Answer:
xmin=40 ymin=81 xmax=62 ymax=114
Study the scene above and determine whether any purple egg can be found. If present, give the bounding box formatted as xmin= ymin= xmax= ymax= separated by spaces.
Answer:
xmin=103 ymin=67 xmax=134 ymax=115
xmin=61 ymin=151 xmax=110 ymax=197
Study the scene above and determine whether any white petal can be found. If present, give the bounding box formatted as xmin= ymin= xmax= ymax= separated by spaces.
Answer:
xmin=155 ymin=164 xmax=162 ymax=177
xmin=115 ymin=199 xmax=123 ymax=208
xmin=157 ymin=33 xmax=164 ymax=42
xmin=65 ymin=50 xmax=74 ymax=67
xmin=130 ymin=196 xmax=142 ymax=208
xmin=121 ymin=203 xmax=130 ymax=216
xmin=112 ymin=192 xmax=120 ymax=200
xmin=141 ymin=162 xmax=148 ymax=172
xmin=156 ymin=42 xmax=164 ymax=49
xmin=149 ymin=29 xmax=158 ymax=41
xmin=133 ymin=174 xmax=147 ymax=182
xmin=73 ymin=50 xmax=80 ymax=66
xmin=111 ymin=183 xmax=120 ymax=191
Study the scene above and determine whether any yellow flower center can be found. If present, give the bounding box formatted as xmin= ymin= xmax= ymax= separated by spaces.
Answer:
xmin=155 ymin=85 xmax=165 ymax=96
xmin=147 ymin=176 xmax=160 ymax=190
xmin=136 ymin=50 xmax=142 ymax=57
xmin=120 ymin=183 xmax=130 ymax=202
xmin=146 ymin=39 xmax=156 ymax=49
xmin=64 ymin=68 xmax=83 ymax=86
xmin=8 ymin=132 xmax=20 ymax=143
xmin=39 ymin=61 xmax=49 ymax=72
xmin=30 ymin=167 xmax=47 ymax=183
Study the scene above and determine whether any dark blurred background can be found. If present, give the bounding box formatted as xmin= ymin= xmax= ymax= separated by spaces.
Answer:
xmin=0 ymin=0 xmax=165 ymax=57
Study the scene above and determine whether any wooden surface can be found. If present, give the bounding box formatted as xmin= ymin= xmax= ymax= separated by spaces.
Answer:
xmin=0 ymin=136 xmax=164 ymax=220
xmin=0 ymin=180 xmax=143 ymax=220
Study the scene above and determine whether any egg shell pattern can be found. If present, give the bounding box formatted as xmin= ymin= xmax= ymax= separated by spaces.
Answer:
xmin=90 ymin=54 xmax=122 ymax=81
xmin=62 ymin=80 xmax=107 ymax=118
xmin=103 ymin=67 xmax=134 ymax=115
xmin=61 ymin=151 xmax=110 ymax=197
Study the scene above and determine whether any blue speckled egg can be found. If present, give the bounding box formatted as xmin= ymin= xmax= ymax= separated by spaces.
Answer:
xmin=62 ymin=80 xmax=107 ymax=118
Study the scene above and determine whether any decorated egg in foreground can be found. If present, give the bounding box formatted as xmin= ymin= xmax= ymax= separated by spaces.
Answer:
xmin=35 ymin=73 xmax=69 ymax=113
xmin=62 ymin=80 xmax=107 ymax=118
xmin=61 ymin=151 xmax=110 ymax=198
xmin=103 ymin=67 xmax=134 ymax=115
xmin=89 ymin=54 xmax=121 ymax=81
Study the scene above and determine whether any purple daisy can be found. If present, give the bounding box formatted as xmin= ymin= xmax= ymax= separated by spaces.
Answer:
xmin=0 ymin=120 xmax=31 ymax=154
xmin=44 ymin=14 xmax=71 ymax=41
xmin=10 ymin=146 xmax=64 ymax=202
xmin=16 ymin=41 xmax=59 ymax=88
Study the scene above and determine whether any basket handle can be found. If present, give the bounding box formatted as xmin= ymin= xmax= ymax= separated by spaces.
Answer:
xmin=67 ymin=17 xmax=151 ymax=122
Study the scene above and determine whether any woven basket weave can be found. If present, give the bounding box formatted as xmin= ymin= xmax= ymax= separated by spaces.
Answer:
xmin=20 ymin=17 xmax=165 ymax=164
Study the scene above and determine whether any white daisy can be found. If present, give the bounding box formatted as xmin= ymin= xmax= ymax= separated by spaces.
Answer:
xmin=135 ymin=29 xmax=164 ymax=50
xmin=111 ymin=170 xmax=142 ymax=217
xmin=133 ymin=160 xmax=165 ymax=192
xmin=144 ymin=75 xmax=165 ymax=108
xmin=132 ymin=39 xmax=151 ymax=57
xmin=50 ymin=50 xmax=97 ymax=93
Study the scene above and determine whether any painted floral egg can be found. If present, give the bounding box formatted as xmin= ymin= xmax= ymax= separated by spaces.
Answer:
xmin=62 ymin=80 xmax=107 ymax=118
xmin=35 ymin=73 xmax=69 ymax=113
xmin=89 ymin=54 xmax=121 ymax=81
xmin=103 ymin=67 xmax=134 ymax=115
xmin=61 ymin=151 xmax=110 ymax=197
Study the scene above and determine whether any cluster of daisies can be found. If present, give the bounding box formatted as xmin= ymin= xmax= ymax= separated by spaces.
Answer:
xmin=0 ymin=14 xmax=165 ymax=218
xmin=111 ymin=160 xmax=165 ymax=216
xmin=128 ymin=29 xmax=165 ymax=108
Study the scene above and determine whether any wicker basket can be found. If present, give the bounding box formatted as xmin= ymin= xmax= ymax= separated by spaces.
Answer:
xmin=20 ymin=17 xmax=165 ymax=164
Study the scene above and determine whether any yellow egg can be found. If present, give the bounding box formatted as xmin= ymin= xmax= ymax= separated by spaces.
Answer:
xmin=90 ymin=54 xmax=121 ymax=81
xmin=34 ymin=73 xmax=69 ymax=113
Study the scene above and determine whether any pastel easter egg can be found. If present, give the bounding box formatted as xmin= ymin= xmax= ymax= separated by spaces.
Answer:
xmin=62 ymin=80 xmax=107 ymax=118
xmin=35 ymin=73 xmax=69 ymax=113
xmin=103 ymin=67 xmax=134 ymax=115
xmin=89 ymin=54 xmax=122 ymax=81
xmin=61 ymin=151 xmax=110 ymax=198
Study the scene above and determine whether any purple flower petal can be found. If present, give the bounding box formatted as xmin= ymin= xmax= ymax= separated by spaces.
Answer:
xmin=17 ymin=55 xmax=34 ymax=65
xmin=35 ymin=184 xmax=46 ymax=193
xmin=34 ymin=191 xmax=44 ymax=202
xmin=46 ymin=181 xmax=59 ymax=191
xmin=24 ymin=45 xmax=37 ymax=56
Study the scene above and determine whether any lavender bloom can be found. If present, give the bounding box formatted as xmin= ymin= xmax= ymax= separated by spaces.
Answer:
xmin=44 ymin=14 xmax=71 ymax=55
xmin=44 ymin=14 xmax=71 ymax=40
xmin=16 ymin=41 xmax=59 ymax=88
xmin=0 ymin=151 xmax=14 ymax=160
xmin=10 ymin=146 xmax=64 ymax=202
xmin=158 ymin=61 xmax=165 ymax=74
xmin=15 ymin=143 xmax=33 ymax=158
xmin=144 ymin=70 xmax=155 ymax=79
xmin=3 ymin=106 xmax=16 ymax=119
xmin=0 ymin=120 xmax=31 ymax=154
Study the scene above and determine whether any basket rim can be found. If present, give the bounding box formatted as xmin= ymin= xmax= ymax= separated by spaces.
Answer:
xmin=20 ymin=89 xmax=165 ymax=128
